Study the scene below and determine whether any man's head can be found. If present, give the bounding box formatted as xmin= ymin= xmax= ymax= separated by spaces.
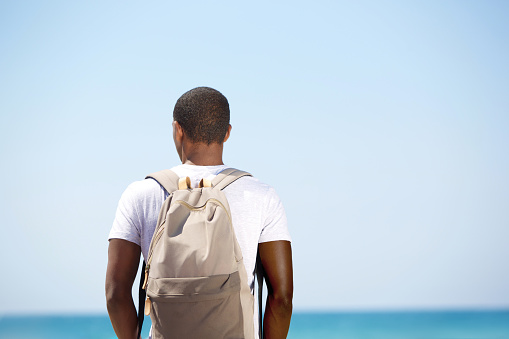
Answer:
xmin=173 ymin=87 xmax=230 ymax=145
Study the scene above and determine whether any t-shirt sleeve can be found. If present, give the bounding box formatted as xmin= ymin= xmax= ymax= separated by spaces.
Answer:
xmin=259 ymin=187 xmax=292 ymax=243
xmin=108 ymin=184 xmax=142 ymax=246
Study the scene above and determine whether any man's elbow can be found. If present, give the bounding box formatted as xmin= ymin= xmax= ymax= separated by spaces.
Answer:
xmin=269 ymin=290 xmax=293 ymax=315
xmin=105 ymin=282 xmax=130 ymax=311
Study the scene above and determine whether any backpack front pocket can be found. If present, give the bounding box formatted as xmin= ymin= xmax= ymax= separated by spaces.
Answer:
xmin=146 ymin=271 xmax=245 ymax=339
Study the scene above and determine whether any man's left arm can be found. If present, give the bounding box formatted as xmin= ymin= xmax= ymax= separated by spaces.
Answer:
xmin=105 ymin=239 xmax=141 ymax=339
xmin=259 ymin=240 xmax=293 ymax=339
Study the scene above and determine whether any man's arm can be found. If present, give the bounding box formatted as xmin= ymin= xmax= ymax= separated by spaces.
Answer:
xmin=105 ymin=239 xmax=141 ymax=339
xmin=258 ymin=240 xmax=293 ymax=339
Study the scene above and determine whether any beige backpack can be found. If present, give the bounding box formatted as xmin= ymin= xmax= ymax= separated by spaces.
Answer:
xmin=138 ymin=168 xmax=257 ymax=339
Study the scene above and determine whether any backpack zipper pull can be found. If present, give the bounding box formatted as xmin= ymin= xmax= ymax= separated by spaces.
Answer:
xmin=142 ymin=264 xmax=150 ymax=290
xmin=144 ymin=297 xmax=152 ymax=316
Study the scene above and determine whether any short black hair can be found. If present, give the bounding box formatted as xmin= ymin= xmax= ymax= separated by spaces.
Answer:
xmin=173 ymin=87 xmax=230 ymax=144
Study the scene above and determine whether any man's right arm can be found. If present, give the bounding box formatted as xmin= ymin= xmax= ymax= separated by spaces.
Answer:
xmin=259 ymin=240 xmax=293 ymax=339
xmin=105 ymin=239 xmax=141 ymax=339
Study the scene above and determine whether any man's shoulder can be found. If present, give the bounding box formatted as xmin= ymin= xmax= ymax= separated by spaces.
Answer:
xmin=233 ymin=175 xmax=273 ymax=192
xmin=225 ymin=174 xmax=281 ymax=204
xmin=125 ymin=166 xmax=281 ymax=204
xmin=121 ymin=177 xmax=164 ymax=203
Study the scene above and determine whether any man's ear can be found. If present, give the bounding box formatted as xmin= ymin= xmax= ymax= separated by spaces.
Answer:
xmin=173 ymin=121 xmax=184 ymax=142
xmin=173 ymin=121 xmax=185 ymax=162
xmin=223 ymin=124 xmax=232 ymax=143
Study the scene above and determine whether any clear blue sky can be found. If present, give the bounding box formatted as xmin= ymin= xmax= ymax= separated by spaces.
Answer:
xmin=1 ymin=1 xmax=508 ymax=314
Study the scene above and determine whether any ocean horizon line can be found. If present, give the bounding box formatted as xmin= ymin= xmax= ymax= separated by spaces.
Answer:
xmin=2 ymin=307 xmax=508 ymax=317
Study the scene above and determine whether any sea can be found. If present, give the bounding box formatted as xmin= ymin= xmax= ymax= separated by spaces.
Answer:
xmin=0 ymin=310 xmax=508 ymax=339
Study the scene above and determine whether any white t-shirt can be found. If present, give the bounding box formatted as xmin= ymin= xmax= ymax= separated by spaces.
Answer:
xmin=108 ymin=164 xmax=291 ymax=337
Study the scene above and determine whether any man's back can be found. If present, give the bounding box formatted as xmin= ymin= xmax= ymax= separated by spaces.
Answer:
xmin=109 ymin=164 xmax=290 ymax=337
xmin=109 ymin=164 xmax=290 ymax=292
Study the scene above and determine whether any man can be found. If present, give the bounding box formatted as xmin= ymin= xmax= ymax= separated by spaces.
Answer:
xmin=106 ymin=87 xmax=293 ymax=339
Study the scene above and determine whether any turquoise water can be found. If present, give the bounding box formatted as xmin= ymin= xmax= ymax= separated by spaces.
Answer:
xmin=0 ymin=311 xmax=508 ymax=338
xmin=289 ymin=311 xmax=509 ymax=339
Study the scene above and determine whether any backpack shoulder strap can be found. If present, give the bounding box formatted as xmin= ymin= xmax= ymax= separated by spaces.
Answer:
xmin=137 ymin=260 xmax=146 ymax=339
xmin=256 ymin=253 xmax=264 ymax=339
xmin=138 ymin=169 xmax=179 ymax=338
xmin=145 ymin=169 xmax=180 ymax=194
xmin=212 ymin=168 xmax=252 ymax=190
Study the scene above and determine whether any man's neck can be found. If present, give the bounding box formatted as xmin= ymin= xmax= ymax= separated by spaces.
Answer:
xmin=182 ymin=159 xmax=224 ymax=166
xmin=180 ymin=142 xmax=224 ymax=166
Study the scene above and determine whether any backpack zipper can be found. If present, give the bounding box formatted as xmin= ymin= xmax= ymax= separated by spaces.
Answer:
xmin=175 ymin=198 xmax=233 ymax=226
xmin=147 ymin=224 xmax=166 ymax=263
xmin=143 ymin=224 xmax=166 ymax=289
xmin=144 ymin=297 xmax=152 ymax=315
